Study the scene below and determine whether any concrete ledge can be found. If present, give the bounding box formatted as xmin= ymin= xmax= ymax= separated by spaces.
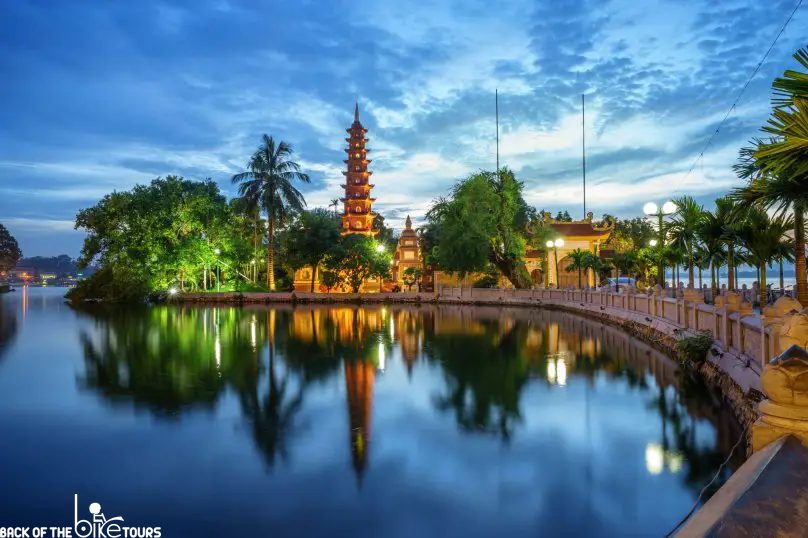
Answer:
xmin=678 ymin=435 xmax=808 ymax=537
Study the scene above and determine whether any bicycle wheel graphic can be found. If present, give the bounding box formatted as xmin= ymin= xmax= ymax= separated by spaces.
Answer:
xmin=75 ymin=519 xmax=93 ymax=538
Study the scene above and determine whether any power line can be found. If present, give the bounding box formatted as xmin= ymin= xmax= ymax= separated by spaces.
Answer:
xmin=683 ymin=0 xmax=803 ymax=181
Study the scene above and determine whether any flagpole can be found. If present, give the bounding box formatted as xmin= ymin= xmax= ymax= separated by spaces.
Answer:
xmin=582 ymin=93 xmax=586 ymax=218
xmin=495 ymin=89 xmax=500 ymax=178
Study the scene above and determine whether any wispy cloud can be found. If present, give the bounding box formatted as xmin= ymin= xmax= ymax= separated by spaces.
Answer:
xmin=0 ymin=0 xmax=805 ymax=255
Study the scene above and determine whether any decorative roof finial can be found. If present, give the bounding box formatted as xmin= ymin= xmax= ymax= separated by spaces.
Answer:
xmin=405 ymin=215 xmax=412 ymax=230
xmin=354 ymin=102 xmax=359 ymax=122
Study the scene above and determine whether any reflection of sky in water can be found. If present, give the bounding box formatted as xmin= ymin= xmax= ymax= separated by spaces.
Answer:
xmin=0 ymin=288 xmax=742 ymax=537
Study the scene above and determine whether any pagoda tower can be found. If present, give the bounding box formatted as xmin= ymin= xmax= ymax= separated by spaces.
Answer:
xmin=341 ymin=103 xmax=377 ymax=236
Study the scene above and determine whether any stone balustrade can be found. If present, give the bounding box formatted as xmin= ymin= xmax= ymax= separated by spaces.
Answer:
xmin=436 ymin=286 xmax=806 ymax=371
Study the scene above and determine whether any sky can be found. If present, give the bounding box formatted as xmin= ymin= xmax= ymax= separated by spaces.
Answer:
xmin=0 ymin=0 xmax=806 ymax=257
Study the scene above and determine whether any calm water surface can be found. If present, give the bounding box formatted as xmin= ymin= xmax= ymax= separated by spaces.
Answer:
xmin=0 ymin=287 xmax=742 ymax=537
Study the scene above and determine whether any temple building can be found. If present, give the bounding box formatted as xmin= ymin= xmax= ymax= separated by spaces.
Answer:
xmin=538 ymin=212 xmax=613 ymax=288
xmin=341 ymin=104 xmax=377 ymax=236
xmin=391 ymin=215 xmax=420 ymax=287
xmin=293 ymin=104 xmax=615 ymax=293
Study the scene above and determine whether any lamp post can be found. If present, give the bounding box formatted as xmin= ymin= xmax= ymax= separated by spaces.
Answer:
xmin=643 ymin=201 xmax=676 ymax=288
xmin=546 ymin=238 xmax=565 ymax=288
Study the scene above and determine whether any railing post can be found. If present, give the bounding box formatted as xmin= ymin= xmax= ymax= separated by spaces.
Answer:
xmin=752 ymin=345 xmax=808 ymax=452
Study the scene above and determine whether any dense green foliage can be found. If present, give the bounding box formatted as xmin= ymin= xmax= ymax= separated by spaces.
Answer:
xmin=733 ymin=47 xmax=808 ymax=305
xmin=676 ymin=331 xmax=713 ymax=365
xmin=70 ymin=176 xmax=247 ymax=302
xmin=424 ymin=169 xmax=534 ymax=288
xmin=0 ymin=223 xmax=22 ymax=273
xmin=325 ymin=234 xmax=392 ymax=292
xmin=281 ymin=209 xmax=342 ymax=292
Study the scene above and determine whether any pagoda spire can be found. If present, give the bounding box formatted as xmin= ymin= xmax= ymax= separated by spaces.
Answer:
xmin=405 ymin=215 xmax=412 ymax=230
xmin=341 ymin=103 xmax=377 ymax=236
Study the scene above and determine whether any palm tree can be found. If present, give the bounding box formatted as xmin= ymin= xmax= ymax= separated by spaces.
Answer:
xmin=582 ymin=251 xmax=606 ymax=287
xmin=714 ymin=197 xmax=743 ymax=291
xmin=733 ymin=48 xmax=808 ymax=304
xmin=697 ymin=206 xmax=727 ymax=297
xmin=232 ymin=135 xmax=310 ymax=290
xmin=668 ymin=196 xmax=704 ymax=287
xmin=330 ymin=198 xmax=340 ymax=218
xmin=736 ymin=208 xmax=794 ymax=308
xmin=662 ymin=246 xmax=684 ymax=289
xmin=564 ymin=248 xmax=589 ymax=288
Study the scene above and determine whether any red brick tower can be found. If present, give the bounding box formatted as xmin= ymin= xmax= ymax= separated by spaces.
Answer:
xmin=341 ymin=103 xmax=377 ymax=235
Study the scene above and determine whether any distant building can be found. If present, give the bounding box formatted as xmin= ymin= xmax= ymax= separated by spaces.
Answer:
xmin=391 ymin=216 xmax=420 ymax=288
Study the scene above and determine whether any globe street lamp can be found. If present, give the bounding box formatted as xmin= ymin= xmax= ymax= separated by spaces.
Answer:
xmin=546 ymin=238 xmax=565 ymax=288
xmin=644 ymin=201 xmax=676 ymax=287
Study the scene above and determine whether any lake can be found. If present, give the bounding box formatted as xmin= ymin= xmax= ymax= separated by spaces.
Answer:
xmin=0 ymin=287 xmax=743 ymax=537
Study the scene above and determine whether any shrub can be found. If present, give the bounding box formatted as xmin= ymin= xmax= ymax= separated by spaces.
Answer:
xmin=66 ymin=265 xmax=150 ymax=303
xmin=676 ymin=330 xmax=713 ymax=365
xmin=473 ymin=272 xmax=499 ymax=288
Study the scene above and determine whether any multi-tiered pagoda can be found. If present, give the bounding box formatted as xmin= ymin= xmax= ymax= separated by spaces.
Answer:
xmin=341 ymin=104 xmax=377 ymax=236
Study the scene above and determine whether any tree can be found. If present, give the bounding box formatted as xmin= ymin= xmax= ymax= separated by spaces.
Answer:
xmin=282 ymin=209 xmax=341 ymax=292
xmin=733 ymin=48 xmax=808 ymax=304
xmin=232 ymin=135 xmax=310 ymax=291
xmin=668 ymin=196 xmax=704 ymax=287
xmin=698 ymin=206 xmax=728 ymax=296
xmin=425 ymin=169 xmax=533 ymax=288
xmin=327 ymin=234 xmax=391 ymax=293
xmin=612 ymin=252 xmax=639 ymax=280
xmin=564 ymin=248 xmax=589 ymax=288
xmin=402 ymin=266 xmax=422 ymax=291
xmin=604 ymin=215 xmax=656 ymax=252
xmin=319 ymin=269 xmax=340 ymax=293
xmin=0 ymin=224 xmax=22 ymax=273
xmin=736 ymin=208 xmax=794 ymax=308
xmin=71 ymin=176 xmax=234 ymax=301
xmin=582 ymin=251 xmax=608 ymax=287
xmin=554 ymin=210 xmax=572 ymax=222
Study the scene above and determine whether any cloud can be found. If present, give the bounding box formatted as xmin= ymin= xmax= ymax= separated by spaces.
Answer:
xmin=1 ymin=0 xmax=806 ymax=255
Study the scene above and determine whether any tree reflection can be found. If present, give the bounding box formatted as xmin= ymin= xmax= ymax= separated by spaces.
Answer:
xmin=238 ymin=311 xmax=305 ymax=468
xmin=72 ymin=302 xmax=743 ymax=494
xmin=423 ymin=314 xmax=530 ymax=441
xmin=76 ymin=305 xmax=260 ymax=416
xmin=0 ymin=298 xmax=17 ymax=363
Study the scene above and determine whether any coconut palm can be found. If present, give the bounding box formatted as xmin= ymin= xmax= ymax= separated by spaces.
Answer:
xmin=714 ymin=196 xmax=744 ymax=291
xmin=736 ymin=208 xmax=794 ymax=308
xmin=564 ymin=248 xmax=589 ymax=288
xmin=661 ymin=246 xmax=685 ymax=289
xmin=697 ymin=206 xmax=727 ymax=297
xmin=733 ymin=48 xmax=808 ymax=304
xmin=668 ymin=196 xmax=704 ymax=288
xmin=232 ymin=135 xmax=310 ymax=290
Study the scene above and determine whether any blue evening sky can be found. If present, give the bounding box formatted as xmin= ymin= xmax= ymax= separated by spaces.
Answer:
xmin=0 ymin=0 xmax=805 ymax=256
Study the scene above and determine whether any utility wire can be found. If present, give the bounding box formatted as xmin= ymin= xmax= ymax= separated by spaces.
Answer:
xmin=682 ymin=0 xmax=803 ymax=181
xmin=664 ymin=425 xmax=748 ymax=537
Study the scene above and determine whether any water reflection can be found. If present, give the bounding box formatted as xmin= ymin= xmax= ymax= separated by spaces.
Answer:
xmin=71 ymin=304 xmax=742 ymax=487
xmin=0 ymin=294 xmax=17 ymax=362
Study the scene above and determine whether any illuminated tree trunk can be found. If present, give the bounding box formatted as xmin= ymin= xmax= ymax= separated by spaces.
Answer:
xmin=760 ymin=264 xmax=767 ymax=309
xmin=267 ymin=218 xmax=276 ymax=291
xmin=727 ymin=245 xmax=735 ymax=291
xmin=310 ymin=263 xmax=317 ymax=293
xmin=687 ymin=246 xmax=694 ymax=287
xmin=794 ymin=205 xmax=807 ymax=306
